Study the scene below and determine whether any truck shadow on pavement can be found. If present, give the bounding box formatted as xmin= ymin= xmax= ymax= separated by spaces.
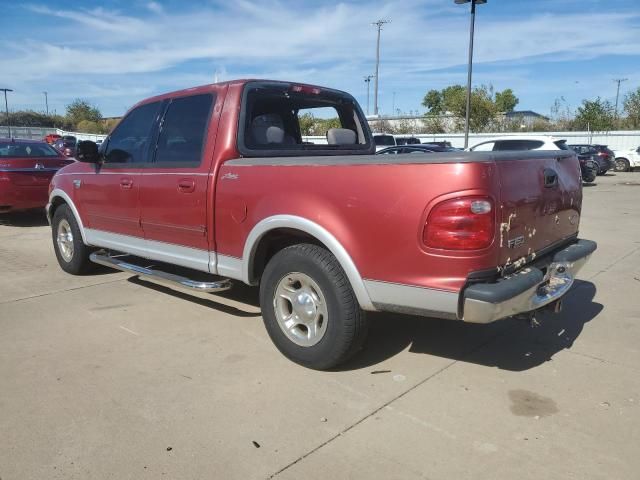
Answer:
xmin=339 ymin=280 xmax=602 ymax=372
xmin=0 ymin=210 xmax=49 ymax=227
xmin=127 ymin=276 xmax=262 ymax=318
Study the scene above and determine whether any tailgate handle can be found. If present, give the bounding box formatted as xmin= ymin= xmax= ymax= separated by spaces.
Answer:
xmin=543 ymin=168 xmax=558 ymax=188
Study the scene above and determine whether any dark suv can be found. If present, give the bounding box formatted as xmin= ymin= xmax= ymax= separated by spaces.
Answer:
xmin=568 ymin=144 xmax=615 ymax=175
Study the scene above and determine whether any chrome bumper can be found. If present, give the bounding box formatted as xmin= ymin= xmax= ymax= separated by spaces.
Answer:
xmin=462 ymin=239 xmax=597 ymax=324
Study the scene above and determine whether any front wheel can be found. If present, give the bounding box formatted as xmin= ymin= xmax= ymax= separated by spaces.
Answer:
xmin=259 ymin=244 xmax=368 ymax=370
xmin=52 ymin=204 xmax=94 ymax=274
xmin=614 ymin=158 xmax=630 ymax=172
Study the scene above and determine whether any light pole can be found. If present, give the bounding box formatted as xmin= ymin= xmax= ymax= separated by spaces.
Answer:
xmin=372 ymin=19 xmax=390 ymax=117
xmin=43 ymin=91 xmax=49 ymax=116
xmin=363 ymin=75 xmax=374 ymax=115
xmin=613 ymin=78 xmax=628 ymax=118
xmin=1 ymin=88 xmax=13 ymax=138
xmin=454 ymin=0 xmax=486 ymax=149
xmin=392 ymin=91 xmax=396 ymax=116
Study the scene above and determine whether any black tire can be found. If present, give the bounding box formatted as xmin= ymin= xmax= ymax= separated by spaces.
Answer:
xmin=582 ymin=164 xmax=597 ymax=183
xmin=614 ymin=158 xmax=630 ymax=173
xmin=51 ymin=204 xmax=94 ymax=274
xmin=259 ymin=244 xmax=368 ymax=370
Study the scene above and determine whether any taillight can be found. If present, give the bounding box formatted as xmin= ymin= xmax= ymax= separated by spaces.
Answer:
xmin=423 ymin=196 xmax=495 ymax=250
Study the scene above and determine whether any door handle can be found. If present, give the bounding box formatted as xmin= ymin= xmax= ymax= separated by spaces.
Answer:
xmin=177 ymin=179 xmax=195 ymax=193
xmin=543 ymin=168 xmax=558 ymax=188
xmin=120 ymin=178 xmax=133 ymax=189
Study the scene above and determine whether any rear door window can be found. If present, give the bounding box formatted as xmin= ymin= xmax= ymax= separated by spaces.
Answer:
xmin=154 ymin=94 xmax=214 ymax=167
xmin=104 ymin=101 xmax=162 ymax=164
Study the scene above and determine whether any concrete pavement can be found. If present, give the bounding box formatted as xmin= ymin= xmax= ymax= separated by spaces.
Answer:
xmin=0 ymin=173 xmax=638 ymax=479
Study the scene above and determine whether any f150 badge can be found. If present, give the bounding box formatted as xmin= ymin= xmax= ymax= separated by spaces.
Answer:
xmin=508 ymin=235 xmax=525 ymax=248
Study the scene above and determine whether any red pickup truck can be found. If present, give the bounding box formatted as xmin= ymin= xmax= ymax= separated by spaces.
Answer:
xmin=47 ymin=80 xmax=596 ymax=369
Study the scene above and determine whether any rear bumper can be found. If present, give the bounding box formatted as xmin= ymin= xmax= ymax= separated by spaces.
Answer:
xmin=462 ymin=239 xmax=597 ymax=324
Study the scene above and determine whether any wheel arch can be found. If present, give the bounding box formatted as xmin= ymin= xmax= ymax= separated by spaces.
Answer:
xmin=48 ymin=189 xmax=88 ymax=244
xmin=242 ymin=215 xmax=375 ymax=311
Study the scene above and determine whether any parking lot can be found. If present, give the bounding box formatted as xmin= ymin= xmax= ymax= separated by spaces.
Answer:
xmin=0 ymin=172 xmax=638 ymax=480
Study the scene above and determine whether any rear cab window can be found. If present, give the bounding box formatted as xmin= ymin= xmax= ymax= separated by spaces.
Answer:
xmin=238 ymin=81 xmax=373 ymax=157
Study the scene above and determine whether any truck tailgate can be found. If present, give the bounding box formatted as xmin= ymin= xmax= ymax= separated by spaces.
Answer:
xmin=496 ymin=151 xmax=582 ymax=269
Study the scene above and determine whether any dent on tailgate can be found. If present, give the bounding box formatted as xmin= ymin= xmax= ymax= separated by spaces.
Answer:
xmin=496 ymin=153 xmax=581 ymax=271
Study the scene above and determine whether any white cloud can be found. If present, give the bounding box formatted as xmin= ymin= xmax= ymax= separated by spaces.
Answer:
xmin=146 ymin=1 xmax=163 ymax=14
xmin=2 ymin=1 xmax=638 ymax=116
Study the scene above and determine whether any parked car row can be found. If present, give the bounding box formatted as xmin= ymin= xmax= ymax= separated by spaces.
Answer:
xmin=613 ymin=146 xmax=640 ymax=172
xmin=0 ymin=138 xmax=74 ymax=213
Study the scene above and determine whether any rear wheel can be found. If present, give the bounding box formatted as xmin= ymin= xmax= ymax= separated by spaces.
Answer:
xmin=259 ymin=243 xmax=368 ymax=370
xmin=52 ymin=204 xmax=94 ymax=274
xmin=614 ymin=158 xmax=630 ymax=172
xmin=582 ymin=167 xmax=597 ymax=183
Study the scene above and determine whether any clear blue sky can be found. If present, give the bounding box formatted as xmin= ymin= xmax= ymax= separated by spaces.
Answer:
xmin=1 ymin=0 xmax=638 ymax=118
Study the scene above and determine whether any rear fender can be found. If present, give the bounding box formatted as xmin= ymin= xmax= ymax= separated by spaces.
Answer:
xmin=241 ymin=215 xmax=375 ymax=311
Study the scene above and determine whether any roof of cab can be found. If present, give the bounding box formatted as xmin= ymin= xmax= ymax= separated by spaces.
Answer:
xmin=129 ymin=79 xmax=350 ymax=112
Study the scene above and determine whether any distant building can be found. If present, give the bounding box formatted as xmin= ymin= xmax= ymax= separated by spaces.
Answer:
xmin=503 ymin=110 xmax=549 ymax=128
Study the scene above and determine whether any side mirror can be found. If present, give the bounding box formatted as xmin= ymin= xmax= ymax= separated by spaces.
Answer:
xmin=76 ymin=140 xmax=100 ymax=163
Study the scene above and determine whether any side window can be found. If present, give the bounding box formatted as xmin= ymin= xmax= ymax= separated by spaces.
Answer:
xmin=493 ymin=140 xmax=544 ymax=151
xmin=155 ymin=94 xmax=214 ymax=166
xmin=471 ymin=142 xmax=494 ymax=151
xmin=104 ymin=101 xmax=161 ymax=164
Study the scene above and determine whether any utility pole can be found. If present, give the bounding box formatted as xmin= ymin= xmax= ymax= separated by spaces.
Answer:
xmin=43 ymin=91 xmax=49 ymax=116
xmin=454 ymin=0 xmax=487 ymax=149
xmin=1 ymin=88 xmax=13 ymax=138
xmin=613 ymin=78 xmax=628 ymax=117
xmin=372 ymin=19 xmax=390 ymax=117
xmin=363 ymin=75 xmax=374 ymax=115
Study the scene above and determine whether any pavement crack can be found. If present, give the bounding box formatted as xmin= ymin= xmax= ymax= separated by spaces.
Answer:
xmin=267 ymin=328 xmax=509 ymax=479
xmin=587 ymin=246 xmax=640 ymax=281
xmin=0 ymin=277 xmax=126 ymax=306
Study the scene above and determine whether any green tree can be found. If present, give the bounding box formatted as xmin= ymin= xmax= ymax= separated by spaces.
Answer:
xmin=76 ymin=119 xmax=103 ymax=134
xmin=421 ymin=115 xmax=446 ymax=134
xmin=495 ymin=89 xmax=519 ymax=112
xmin=574 ymin=97 xmax=615 ymax=131
xmin=421 ymin=89 xmax=444 ymax=114
xmin=298 ymin=112 xmax=316 ymax=135
xmin=421 ymin=84 xmax=507 ymax=132
xmin=623 ymin=87 xmax=640 ymax=129
xmin=66 ymin=99 xmax=102 ymax=128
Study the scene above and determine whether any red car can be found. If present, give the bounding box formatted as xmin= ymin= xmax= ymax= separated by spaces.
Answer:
xmin=0 ymin=139 xmax=74 ymax=213
xmin=44 ymin=133 xmax=61 ymax=145
xmin=47 ymin=80 xmax=596 ymax=369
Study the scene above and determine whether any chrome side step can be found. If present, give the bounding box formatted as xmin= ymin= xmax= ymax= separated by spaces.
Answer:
xmin=90 ymin=251 xmax=232 ymax=293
